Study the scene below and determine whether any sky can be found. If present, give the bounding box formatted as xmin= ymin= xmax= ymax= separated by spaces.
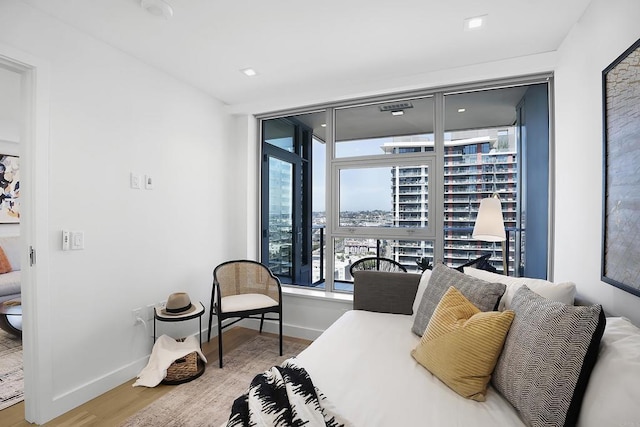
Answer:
xmin=313 ymin=137 xmax=397 ymax=212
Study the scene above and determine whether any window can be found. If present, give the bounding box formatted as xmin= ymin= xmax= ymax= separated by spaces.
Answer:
xmin=260 ymin=77 xmax=551 ymax=291
xmin=336 ymin=161 xmax=432 ymax=231
xmin=260 ymin=111 xmax=324 ymax=285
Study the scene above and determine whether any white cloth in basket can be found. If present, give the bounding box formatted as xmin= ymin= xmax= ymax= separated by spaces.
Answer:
xmin=133 ymin=334 xmax=207 ymax=387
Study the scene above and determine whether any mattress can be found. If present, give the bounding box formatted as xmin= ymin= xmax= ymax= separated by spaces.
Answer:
xmin=297 ymin=310 xmax=525 ymax=426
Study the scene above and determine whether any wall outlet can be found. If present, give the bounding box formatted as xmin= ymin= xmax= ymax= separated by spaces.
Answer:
xmin=132 ymin=307 xmax=142 ymax=325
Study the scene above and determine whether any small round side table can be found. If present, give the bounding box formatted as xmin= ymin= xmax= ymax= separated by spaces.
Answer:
xmin=0 ymin=298 xmax=22 ymax=337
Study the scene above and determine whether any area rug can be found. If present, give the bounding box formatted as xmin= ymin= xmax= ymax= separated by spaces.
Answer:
xmin=0 ymin=329 xmax=23 ymax=411
xmin=120 ymin=334 xmax=310 ymax=427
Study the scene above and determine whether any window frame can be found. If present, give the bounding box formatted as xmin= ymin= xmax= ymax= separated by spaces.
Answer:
xmin=331 ymin=155 xmax=436 ymax=239
xmin=257 ymin=73 xmax=555 ymax=293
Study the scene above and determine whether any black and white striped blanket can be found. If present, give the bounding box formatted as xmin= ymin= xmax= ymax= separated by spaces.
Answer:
xmin=226 ymin=358 xmax=350 ymax=427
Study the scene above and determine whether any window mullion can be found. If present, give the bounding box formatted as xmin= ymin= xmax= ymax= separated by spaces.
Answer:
xmin=433 ymin=92 xmax=445 ymax=265
xmin=325 ymin=108 xmax=336 ymax=293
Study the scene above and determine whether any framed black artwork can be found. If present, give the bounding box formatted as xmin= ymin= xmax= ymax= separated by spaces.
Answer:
xmin=602 ymin=37 xmax=640 ymax=297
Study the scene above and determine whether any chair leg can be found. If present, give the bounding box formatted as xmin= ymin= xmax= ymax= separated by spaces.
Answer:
xmin=279 ymin=309 xmax=283 ymax=356
xmin=259 ymin=313 xmax=265 ymax=333
xmin=207 ymin=310 xmax=213 ymax=343
xmin=207 ymin=289 xmax=215 ymax=342
xmin=218 ymin=315 xmax=223 ymax=368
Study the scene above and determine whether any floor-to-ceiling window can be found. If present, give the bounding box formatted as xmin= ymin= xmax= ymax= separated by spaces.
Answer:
xmin=260 ymin=75 xmax=552 ymax=292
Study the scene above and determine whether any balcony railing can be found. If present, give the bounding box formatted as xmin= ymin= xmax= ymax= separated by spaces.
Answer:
xmin=306 ymin=225 xmax=523 ymax=288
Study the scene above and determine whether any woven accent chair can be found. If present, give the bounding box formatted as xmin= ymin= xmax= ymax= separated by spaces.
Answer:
xmin=208 ymin=260 xmax=282 ymax=368
xmin=349 ymin=256 xmax=407 ymax=278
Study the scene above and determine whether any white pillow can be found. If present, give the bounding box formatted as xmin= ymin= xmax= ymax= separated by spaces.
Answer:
xmin=412 ymin=269 xmax=431 ymax=317
xmin=578 ymin=317 xmax=640 ymax=427
xmin=463 ymin=267 xmax=576 ymax=310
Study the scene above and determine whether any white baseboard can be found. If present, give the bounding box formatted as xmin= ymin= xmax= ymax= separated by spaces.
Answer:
xmin=49 ymin=355 xmax=149 ymax=421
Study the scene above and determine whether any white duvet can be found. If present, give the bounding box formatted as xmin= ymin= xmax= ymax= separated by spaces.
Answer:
xmin=297 ymin=310 xmax=525 ymax=427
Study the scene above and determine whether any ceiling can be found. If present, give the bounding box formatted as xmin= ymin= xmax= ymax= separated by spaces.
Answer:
xmin=20 ymin=0 xmax=591 ymax=114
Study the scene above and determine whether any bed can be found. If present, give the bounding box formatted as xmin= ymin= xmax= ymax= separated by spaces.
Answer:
xmin=230 ymin=265 xmax=640 ymax=426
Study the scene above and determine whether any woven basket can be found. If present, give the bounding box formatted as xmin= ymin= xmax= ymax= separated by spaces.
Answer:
xmin=165 ymin=351 xmax=199 ymax=382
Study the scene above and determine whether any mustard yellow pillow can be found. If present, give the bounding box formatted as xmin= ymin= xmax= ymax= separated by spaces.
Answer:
xmin=411 ymin=286 xmax=514 ymax=401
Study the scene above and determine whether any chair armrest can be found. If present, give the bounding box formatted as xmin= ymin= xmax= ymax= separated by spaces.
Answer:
xmin=353 ymin=271 xmax=421 ymax=315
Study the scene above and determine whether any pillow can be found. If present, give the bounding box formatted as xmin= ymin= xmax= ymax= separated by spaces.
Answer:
xmin=464 ymin=266 xmax=576 ymax=311
xmin=411 ymin=286 xmax=514 ymax=401
xmin=352 ymin=271 xmax=420 ymax=315
xmin=412 ymin=269 xmax=431 ymax=316
xmin=578 ymin=317 xmax=640 ymax=427
xmin=0 ymin=247 xmax=12 ymax=273
xmin=492 ymin=285 xmax=605 ymax=427
xmin=411 ymin=263 xmax=506 ymax=336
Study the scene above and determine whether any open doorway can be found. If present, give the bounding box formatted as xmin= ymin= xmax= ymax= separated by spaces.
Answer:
xmin=0 ymin=63 xmax=24 ymax=412
xmin=0 ymin=46 xmax=51 ymax=424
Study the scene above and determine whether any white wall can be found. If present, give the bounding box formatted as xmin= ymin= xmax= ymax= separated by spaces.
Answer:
xmin=554 ymin=0 xmax=640 ymax=325
xmin=0 ymin=66 xmax=21 ymax=143
xmin=0 ymin=0 xmax=241 ymax=422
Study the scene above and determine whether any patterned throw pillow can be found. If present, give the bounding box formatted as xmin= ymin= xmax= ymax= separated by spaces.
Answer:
xmin=411 ymin=286 xmax=515 ymax=401
xmin=492 ymin=285 xmax=605 ymax=427
xmin=411 ymin=263 xmax=506 ymax=336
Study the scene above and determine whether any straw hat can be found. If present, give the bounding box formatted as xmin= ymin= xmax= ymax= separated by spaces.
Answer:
xmin=160 ymin=292 xmax=199 ymax=317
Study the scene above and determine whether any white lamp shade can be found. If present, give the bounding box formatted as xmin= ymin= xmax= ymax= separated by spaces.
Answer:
xmin=472 ymin=196 xmax=506 ymax=242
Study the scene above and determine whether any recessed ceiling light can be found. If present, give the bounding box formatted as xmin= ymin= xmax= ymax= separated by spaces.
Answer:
xmin=464 ymin=15 xmax=486 ymax=31
xmin=140 ymin=0 xmax=173 ymax=19
xmin=241 ymin=68 xmax=257 ymax=77
xmin=391 ymin=110 xmax=404 ymax=116
xmin=458 ymin=108 xmax=466 ymax=113
xmin=321 ymin=123 xmax=327 ymax=127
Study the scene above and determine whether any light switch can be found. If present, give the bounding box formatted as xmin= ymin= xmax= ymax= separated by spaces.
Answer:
xmin=145 ymin=175 xmax=153 ymax=190
xmin=70 ymin=231 xmax=84 ymax=250
xmin=130 ymin=173 xmax=141 ymax=189
xmin=62 ymin=230 xmax=70 ymax=251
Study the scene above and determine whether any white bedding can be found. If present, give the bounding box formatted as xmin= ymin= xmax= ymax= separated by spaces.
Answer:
xmin=297 ymin=310 xmax=525 ymax=426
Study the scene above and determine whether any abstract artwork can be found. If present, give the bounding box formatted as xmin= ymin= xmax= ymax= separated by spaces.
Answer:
xmin=0 ymin=155 xmax=19 ymax=224
xmin=602 ymin=37 xmax=640 ymax=296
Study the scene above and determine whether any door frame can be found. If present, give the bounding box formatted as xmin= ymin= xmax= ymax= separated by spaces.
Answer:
xmin=260 ymin=118 xmax=313 ymax=285
xmin=0 ymin=42 xmax=52 ymax=424
xmin=261 ymin=144 xmax=303 ymax=282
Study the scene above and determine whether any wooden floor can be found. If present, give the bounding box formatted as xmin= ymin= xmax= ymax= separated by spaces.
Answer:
xmin=2 ymin=328 xmax=312 ymax=426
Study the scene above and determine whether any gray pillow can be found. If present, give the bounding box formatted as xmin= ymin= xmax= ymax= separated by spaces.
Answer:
xmin=353 ymin=270 xmax=420 ymax=315
xmin=411 ymin=263 xmax=506 ymax=336
xmin=492 ymin=285 xmax=605 ymax=427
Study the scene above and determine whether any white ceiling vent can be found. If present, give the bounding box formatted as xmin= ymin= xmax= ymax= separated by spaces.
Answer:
xmin=379 ymin=102 xmax=414 ymax=112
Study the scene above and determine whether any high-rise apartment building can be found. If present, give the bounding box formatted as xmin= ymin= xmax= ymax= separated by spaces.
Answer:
xmin=386 ymin=128 xmax=518 ymax=274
